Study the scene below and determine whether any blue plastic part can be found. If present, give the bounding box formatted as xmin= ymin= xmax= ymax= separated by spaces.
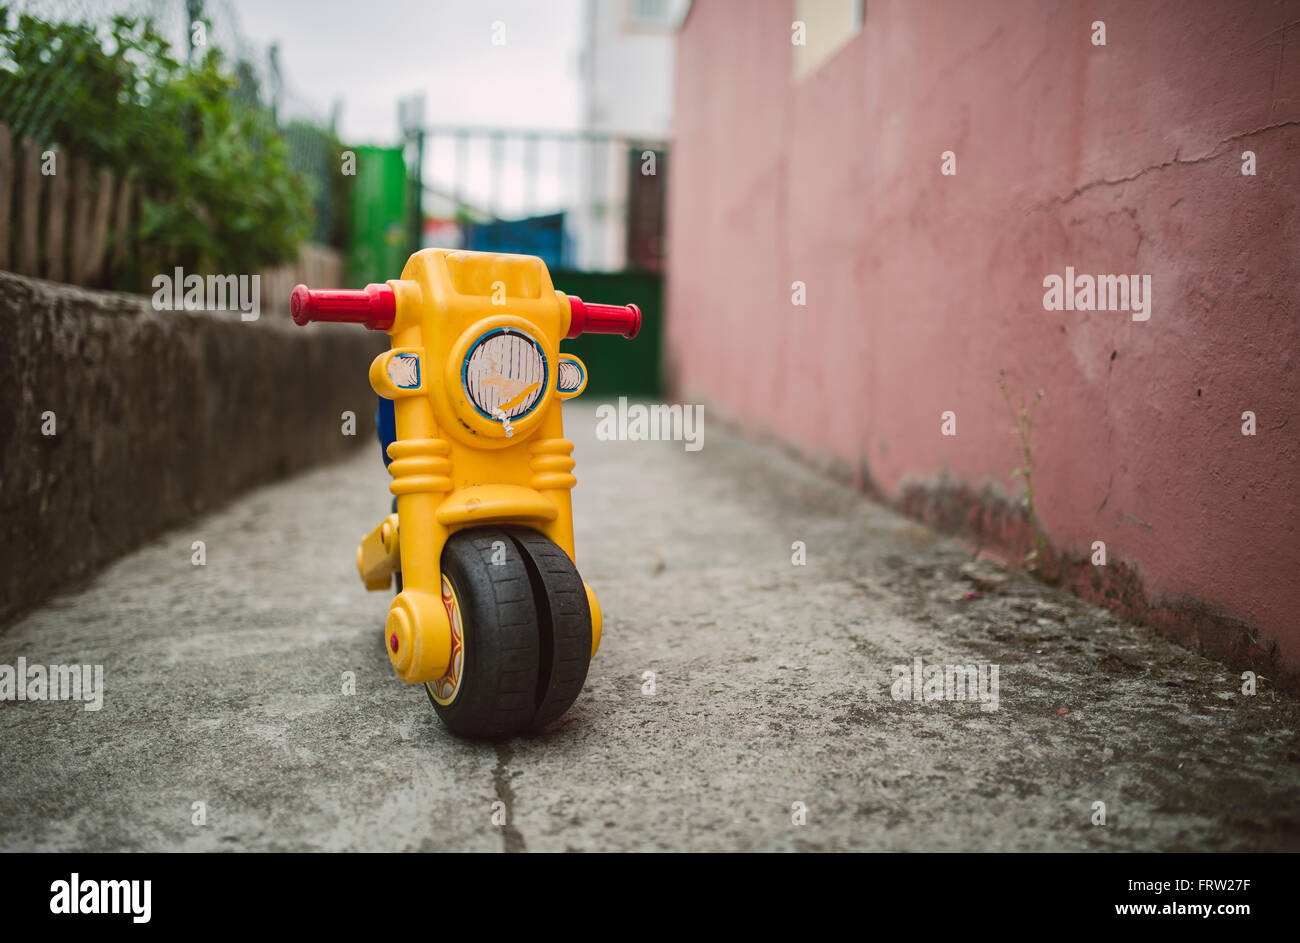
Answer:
xmin=376 ymin=397 xmax=396 ymax=467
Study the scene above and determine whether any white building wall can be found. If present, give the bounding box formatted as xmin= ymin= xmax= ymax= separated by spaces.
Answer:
xmin=574 ymin=0 xmax=686 ymax=270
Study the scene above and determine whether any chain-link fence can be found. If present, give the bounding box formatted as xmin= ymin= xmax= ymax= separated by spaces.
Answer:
xmin=2 ymin=0 xmax=297 ymax=141
xmin=0 ymin=0 xmax=346 ymax=290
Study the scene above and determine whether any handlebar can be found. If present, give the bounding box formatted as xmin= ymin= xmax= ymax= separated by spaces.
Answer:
xmin=291 ymin=283 xmax=395 ymax=331
xmin=289 ymin=284 xmax=639 ymax=340
xmin=565 ymin=296 xmax=641 ymax=339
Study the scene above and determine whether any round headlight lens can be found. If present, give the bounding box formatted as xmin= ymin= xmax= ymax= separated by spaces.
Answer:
xmin=461 ymin=328 xmax=548 ymax=423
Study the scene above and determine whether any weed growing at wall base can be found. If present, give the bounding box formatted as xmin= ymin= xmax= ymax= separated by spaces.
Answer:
xmin=999 ymin=370 xmax=1045 ymax=568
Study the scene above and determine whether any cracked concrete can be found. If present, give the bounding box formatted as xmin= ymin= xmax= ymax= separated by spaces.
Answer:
xmin=1 ymin=404 xmax=1298 ymax=852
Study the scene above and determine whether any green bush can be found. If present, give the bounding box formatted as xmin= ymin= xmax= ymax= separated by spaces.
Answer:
xmin=0 ymin=8 xmax=316 ymax=286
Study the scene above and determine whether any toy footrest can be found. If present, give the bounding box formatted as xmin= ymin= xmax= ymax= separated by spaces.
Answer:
xmin=357 ymin=513 xmax=401 ymax=591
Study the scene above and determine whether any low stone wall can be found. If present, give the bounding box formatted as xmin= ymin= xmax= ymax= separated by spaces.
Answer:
xmin=0 ymin=271 xmax=385 ymax=624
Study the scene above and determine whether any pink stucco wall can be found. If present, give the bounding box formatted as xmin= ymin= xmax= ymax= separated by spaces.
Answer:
xmin=665 ymin=1 xmax=1300 ymax=685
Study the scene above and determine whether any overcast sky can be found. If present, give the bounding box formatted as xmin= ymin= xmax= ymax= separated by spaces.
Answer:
xmin=227 ymin=0 xmax=587 ymax=145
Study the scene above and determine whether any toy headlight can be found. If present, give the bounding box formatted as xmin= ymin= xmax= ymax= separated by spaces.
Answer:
xmin=461 ymin=327 xmax=548 ymax=423
xmin=387 ymin=352 xmax=421 ymax=389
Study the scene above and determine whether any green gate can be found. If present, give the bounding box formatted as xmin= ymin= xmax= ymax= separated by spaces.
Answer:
xmin=552 ymin=269 xmax=662 ymax=397
xmin=346 ymin=146 xmax=409 ymax=287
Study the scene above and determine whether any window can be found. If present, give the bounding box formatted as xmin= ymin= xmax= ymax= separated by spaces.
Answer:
xmin=792 ymin=0 xmax=865 ymax=82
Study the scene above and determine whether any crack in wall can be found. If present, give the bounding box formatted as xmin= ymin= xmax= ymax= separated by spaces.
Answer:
xmin=1049 ymin=119 xmax=1300 ymax=206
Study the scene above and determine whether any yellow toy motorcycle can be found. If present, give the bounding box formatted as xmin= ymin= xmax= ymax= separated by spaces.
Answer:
xmin=292 ymin=249 xmax=639 ymax=736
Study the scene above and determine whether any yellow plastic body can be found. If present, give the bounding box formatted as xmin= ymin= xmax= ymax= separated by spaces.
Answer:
xmin=364 ymin=249 xmax=601 ymax=683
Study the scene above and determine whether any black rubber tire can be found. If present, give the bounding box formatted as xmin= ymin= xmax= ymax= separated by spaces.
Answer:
xmin=504 ymin=526 xmax=593 ymax=730
xmin=426 ymin=527 xmax=541 ymax=738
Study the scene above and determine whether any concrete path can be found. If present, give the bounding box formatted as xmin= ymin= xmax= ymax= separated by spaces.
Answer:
xmin=2 ymin=404 xmax=1297 ymax=852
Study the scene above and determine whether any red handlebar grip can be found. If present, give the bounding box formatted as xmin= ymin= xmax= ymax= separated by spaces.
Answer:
xmin=565 ymin=296 xmax=641 ymax=339
xmin=291 ymin=283 xmax=395 ymax=331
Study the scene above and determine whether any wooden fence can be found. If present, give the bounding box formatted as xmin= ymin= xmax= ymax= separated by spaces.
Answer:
xmin=0 ymin=124 xmax=131 ymax=288
xmin=0 ymin=123 xmax=343 ymax=307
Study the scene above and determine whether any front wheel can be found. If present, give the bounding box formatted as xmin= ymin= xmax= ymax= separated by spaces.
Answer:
xmin=424 ymin=527 xmax=592 ymax=737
